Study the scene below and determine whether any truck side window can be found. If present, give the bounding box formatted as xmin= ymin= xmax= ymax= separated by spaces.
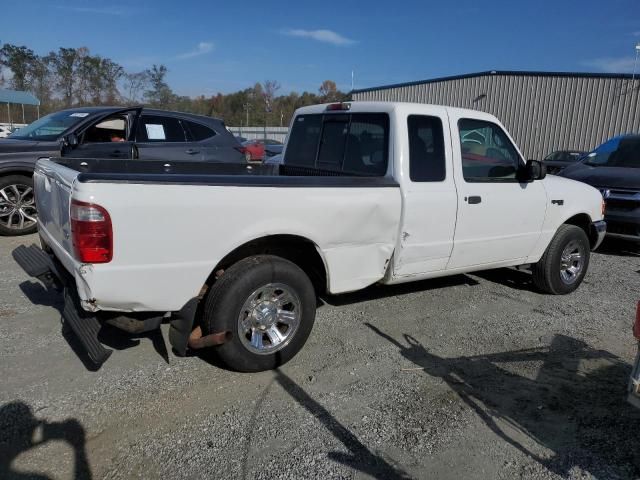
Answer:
xmin=408 ymin=115 xmax=446 ymax=182
xmin=459 ymin=119 xmax=521 ymax=182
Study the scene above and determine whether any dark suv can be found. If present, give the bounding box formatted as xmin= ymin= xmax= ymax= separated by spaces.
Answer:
xmin=0 ymin=107 xmax=244 ymax=235
xmin=559 ymin=134 xmax=640 ymax=240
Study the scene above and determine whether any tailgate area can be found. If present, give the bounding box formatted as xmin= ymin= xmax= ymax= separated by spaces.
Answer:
xmin=34 ymin=159 xmax=79 ymax=260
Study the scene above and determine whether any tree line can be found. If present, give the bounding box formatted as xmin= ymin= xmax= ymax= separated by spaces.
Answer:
xmin=0 ymin=43 xmax=349 ymax=126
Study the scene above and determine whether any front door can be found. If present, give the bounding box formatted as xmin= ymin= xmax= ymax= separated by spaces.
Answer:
xmin=447 ymin=114 xmax=547 ymax=270
xmin=65 ymin=108 xmax=141 ymax=160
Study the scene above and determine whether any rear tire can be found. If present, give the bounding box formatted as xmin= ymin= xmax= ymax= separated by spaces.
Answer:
xmin=0 ymin=175 xmax=38 ymax=236
xmin=532 ymin=224 xmax=590 ymax=294
xmin=201 ymin=255 xmax=316 ymax=372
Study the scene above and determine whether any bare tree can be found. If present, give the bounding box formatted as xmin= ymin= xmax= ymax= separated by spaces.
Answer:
xmin=122 ymin=71 xmax=150 ymax=103
xmin=319 ymin=80 xmax=340 ymax=102
xmin=262 ymin=80 xmax=281 ymax=112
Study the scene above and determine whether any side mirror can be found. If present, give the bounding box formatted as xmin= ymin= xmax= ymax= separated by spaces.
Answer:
xmin=67 ymin=133 xmax=79 ymax=147
xmin=60 ymin=133 xmax=79 ymax=155
xmin=521 ymin=159 xmax=546 ymax=182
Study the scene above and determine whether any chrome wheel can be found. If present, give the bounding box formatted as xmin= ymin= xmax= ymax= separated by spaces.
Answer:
xmin=559 ymin=240 xmax=584 ymax=284
xmin=237 ymin=283 xmax=301 ymax=355
xmin=0 ymin=183 xmax=37 ymax=231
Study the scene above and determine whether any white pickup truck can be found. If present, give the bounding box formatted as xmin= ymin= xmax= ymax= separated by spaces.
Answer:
xmin=14 ymin=101 xmax=606 ymax=371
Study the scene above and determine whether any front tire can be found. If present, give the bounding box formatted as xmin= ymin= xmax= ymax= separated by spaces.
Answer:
xmin=0 ymin=175 xmax=38 ymax=236
xmin=532 ymin=224 xmax=590 ymax=294
xmin=201 ymin=255 xmax=316 ymax=372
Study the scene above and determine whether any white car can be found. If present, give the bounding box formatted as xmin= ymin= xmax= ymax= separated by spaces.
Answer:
xmin=0 ymin=126 xmax=13 ymax=138
xmin=17 ymin=101 xmax=606 ymax=371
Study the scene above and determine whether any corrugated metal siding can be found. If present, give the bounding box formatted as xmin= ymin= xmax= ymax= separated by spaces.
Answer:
xmin=227 ymin=126 xmax=289 ymax=142
xmin=352 ymin=73 xmax=640 ymax=159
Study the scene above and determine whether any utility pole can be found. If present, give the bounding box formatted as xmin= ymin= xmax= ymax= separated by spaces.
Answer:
xmin=633 ymin=43 xmax=640 ymax=85
xmin=243 ymin=103 xmax=252 ymax=127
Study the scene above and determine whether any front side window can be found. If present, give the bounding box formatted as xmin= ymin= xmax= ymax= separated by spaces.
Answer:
xmin=136 ymin=115 xmax=187 ymax=142
xmin=284 ymin=113 xmax=389 ymax=176
xmin=459 ymin=119 xmax=521 ymax=182
xmin=82 ymin=115 xmax=128 ymax=143
xmin=408 ymin=115 xmax=446 ymax=182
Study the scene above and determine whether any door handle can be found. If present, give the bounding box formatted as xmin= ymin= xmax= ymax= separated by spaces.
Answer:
xmin=185 ymin=149 xmax=200 ymax=155
xmin=465 ymin=196 xmax=482 ymax=204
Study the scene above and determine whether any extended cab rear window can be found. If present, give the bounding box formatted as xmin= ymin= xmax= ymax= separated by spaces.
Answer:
xmin=284 ymin=113 xmax=389 ymax=176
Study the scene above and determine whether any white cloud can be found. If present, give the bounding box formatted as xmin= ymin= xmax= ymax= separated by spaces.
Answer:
xmin=176 ymin=42 xmax=214 ymax=60
xmin=281 ymin=29 xmax=356 ymax=46
xmin=583 ymin=56 xmax=638 ymax=73
xmin=56 ymin=5 xmax=130 ymax=16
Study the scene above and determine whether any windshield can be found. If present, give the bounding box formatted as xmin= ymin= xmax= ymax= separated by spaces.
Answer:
xmin=582 ymin=136 xmax=640 ymax=168
xmin=544 ymin=151 xmax=586 ymax=162
xmin=8 ymin=111 xmax=90 ymax=141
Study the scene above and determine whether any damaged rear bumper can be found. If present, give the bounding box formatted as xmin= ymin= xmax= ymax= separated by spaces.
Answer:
xmin=11 ymin=244 xmax=206 ymax=368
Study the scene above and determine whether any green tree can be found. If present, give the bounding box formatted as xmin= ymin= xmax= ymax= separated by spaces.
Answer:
xmin=144 ymin=64 xmax=174 ymax=107
xmin=49 ymin=47 xmax=88 ymax=107
xmin=0 ymin=44 xmax=37 ymax=91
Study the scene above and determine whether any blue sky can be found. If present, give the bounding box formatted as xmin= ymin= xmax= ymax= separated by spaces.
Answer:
xmin=3 ymin=0 xmax=640 ymax=96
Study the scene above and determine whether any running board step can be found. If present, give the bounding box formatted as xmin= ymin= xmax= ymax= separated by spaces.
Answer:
xmin=12 ymin=244 xmax=62 ymax=290
xmin=63 ymin=289 xmax=112 ymax=366
xmin=12 ymin=244 xmax=53 ymax=277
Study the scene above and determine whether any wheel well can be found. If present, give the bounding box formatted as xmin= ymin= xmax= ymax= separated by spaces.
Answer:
xmin=0 ymin=169 xmax=33 ymax=179
xmin=564 ymin=213 xmax=596 ymax=248
xmin=208 ymin=235 xmax=328 ymax=295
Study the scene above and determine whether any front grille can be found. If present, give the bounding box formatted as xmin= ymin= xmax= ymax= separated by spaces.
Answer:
xmin=607 ymin=222 xmax=640 ymax=237
xmin=606 ymin=199 xmax=639 ymax=212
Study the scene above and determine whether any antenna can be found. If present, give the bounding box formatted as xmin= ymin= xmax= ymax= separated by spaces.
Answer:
xmin=351 ymin=70 xmax=354 ymax=91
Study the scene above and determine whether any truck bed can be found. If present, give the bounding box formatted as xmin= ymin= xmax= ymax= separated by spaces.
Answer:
xmin=34 ymin=157 xmax=403 ymax=313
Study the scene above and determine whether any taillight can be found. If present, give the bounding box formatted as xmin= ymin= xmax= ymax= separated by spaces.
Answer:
xmin=70 ymin=199 xmax=113 ymax=263
xmin=234 ymin=146 xmax=247 ymax=154
xmin=634 ymin=301 xmax=640 ymax=340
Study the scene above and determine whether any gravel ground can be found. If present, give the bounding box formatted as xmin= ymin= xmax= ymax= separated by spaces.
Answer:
xmin=1 ymin=234 xmax=640 ymax=480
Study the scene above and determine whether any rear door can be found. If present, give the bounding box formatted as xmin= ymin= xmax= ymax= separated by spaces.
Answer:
xmin=64 ymin=108 xmax=141 ymax=159
xmin=393 ymin=108 xmax=458 ymax=276
xmin=447 ymin=113 xmax=546 ymax=269
xmin=181 ymin=118 xmax=225 ymax=162
xmin=135 ymin=114 xmax=202 ymax=161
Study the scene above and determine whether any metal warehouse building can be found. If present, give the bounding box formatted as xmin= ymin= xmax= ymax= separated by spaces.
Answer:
xmin=351 ymin=71 xmax=640 ymax=159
